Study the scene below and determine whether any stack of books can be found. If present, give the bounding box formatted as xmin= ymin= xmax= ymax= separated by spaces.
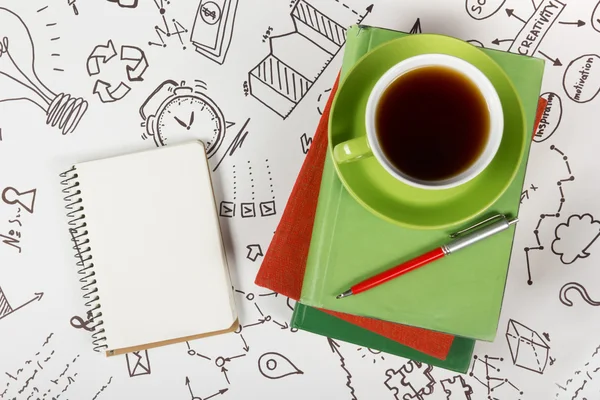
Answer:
xmin=255 ymin=25 xmax=546 ymax=373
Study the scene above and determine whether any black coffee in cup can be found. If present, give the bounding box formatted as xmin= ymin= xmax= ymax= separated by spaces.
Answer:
xmin=375 ymin=65 xmax=491 ymax=182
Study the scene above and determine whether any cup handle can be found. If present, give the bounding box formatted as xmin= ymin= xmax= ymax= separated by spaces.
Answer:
xmin=333 ymin=136 xmax=373 ymax=164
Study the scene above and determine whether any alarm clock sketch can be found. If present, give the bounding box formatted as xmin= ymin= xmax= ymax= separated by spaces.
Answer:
xmin=139 ymin=80 xmax=226 ymax=158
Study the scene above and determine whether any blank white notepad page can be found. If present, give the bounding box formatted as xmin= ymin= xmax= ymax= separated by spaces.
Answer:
xmin=75 ymin=141 xmax=236 ymax=351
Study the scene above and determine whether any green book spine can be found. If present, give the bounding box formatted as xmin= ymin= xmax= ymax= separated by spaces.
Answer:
xmin=291 ymin=303 xmax=475 ymax=373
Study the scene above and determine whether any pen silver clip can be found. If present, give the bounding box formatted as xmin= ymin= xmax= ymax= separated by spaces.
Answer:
xmin=450 ymin=214 xmax=510 ymax=238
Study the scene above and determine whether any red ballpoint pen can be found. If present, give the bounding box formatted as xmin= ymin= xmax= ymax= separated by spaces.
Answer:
xmin=335 ymin=214 xmax=519 ymax=299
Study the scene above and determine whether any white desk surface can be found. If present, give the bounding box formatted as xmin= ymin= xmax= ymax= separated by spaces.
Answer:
xmin=0 ymin=0 xmax=599 ymax=399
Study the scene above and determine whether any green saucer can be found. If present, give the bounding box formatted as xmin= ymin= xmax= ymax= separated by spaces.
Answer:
xmin=328 ymin=34 xmax=527 ymax=230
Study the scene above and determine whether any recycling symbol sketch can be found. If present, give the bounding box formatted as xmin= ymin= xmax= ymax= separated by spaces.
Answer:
xmin=86 ymin=39 xmax=149 ymax=103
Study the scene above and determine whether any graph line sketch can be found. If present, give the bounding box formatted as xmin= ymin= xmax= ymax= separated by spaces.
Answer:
xmin=248 ymin=0 xmax=371 ymax=119
xmin=469 ymin=354 xmax=524 ymax=399
xmin=148 ymin=0 xmax=189 ymax=50
xmin=524 ymin=145 xmax=574 ymax=285
xmin=0 ymin=287 xmax=43 ymax=322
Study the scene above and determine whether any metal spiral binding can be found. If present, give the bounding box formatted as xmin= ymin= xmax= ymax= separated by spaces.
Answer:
xmin=59 ymin=166 xmax=107 ymax=353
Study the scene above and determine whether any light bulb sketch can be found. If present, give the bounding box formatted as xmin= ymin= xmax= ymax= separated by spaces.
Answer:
xmin=0 ymin=8 xmax=88 ymax=135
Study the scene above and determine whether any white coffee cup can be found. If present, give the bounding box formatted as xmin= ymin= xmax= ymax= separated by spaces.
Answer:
xmin=333 ymin=53 xmax=504 ymax=190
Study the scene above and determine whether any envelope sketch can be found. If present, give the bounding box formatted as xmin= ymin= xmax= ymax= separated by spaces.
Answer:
xmin=126 ymin=350 xmax=152 ymax=377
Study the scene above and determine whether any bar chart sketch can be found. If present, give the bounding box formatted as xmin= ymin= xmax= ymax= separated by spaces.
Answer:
xmin=248 ymin=0 xmax=371 ymax=119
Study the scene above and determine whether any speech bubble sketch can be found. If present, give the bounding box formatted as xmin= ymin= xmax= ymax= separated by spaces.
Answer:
xmin=551 ymin=214 xmax=600 ymax=264
xmin=562 ymin=54 xmax=600 ymax=104
xmin=592 ymin=1 xmax=600 ymax=33
xmin=533 ymin=92 xmax=562 ymax=143
xmin=465 ymin=0 xmax=506 ymax=20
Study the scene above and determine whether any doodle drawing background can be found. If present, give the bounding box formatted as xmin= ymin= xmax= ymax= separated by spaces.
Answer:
xmin=1 ymin=0 xmax=600 ymax=399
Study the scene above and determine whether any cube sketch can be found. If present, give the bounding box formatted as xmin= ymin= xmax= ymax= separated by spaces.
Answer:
xmin=506 ymin=319 xmax=550 ymax=374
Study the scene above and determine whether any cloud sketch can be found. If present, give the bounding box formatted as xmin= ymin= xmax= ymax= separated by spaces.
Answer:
xmin=552 ymin=214 xmax=600 ymax=264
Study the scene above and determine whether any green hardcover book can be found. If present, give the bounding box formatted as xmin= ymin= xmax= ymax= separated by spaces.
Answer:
xmin=298 ymin=25 xmax=545 ymax=341
xmin=291 ymin=303 xmax=475 ymax=373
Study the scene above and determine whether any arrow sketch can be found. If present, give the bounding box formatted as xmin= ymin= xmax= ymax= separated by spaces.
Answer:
xmin=0 ymin=288 xmax=43 ymax=322
xmin=120 ymin=45 xmax=148 ymax=82
xmin=185 ymin=377 xmax=228 ymax=400
xmin=272 ymin=320 xmax=288 ymax=330
xmin=238 ymin=333 xmax=249 ymax=352
xmin=538 ymin=50 xmax=562 ymax=66
xmin=246 ymin=244 xmax=263 ymax=262
xmin=506 ymin=8 xmax=526 ymax=23
xmin=93 ymin=80 xmax=131 ymax=103
xmin=558 ymin=19 xmax=585 ymax=26
xmin=223 ymin=354 xmax=246 ymax=362
xmin=86 ymin=40 xmax=117 ymax=76
xmin=492 ymin=38 xmax=514 ymax=45
xmin=221 ymin=366 xmax=229 ymax=384
xmin=327 ymin=338 xmax=357 ymax=399
xmin=243 ymin=316 xmax=270 ymax=329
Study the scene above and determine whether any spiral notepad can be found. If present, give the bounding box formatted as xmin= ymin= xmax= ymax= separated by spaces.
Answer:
xmin=59 ymin=141 xmax=238 ymax=356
